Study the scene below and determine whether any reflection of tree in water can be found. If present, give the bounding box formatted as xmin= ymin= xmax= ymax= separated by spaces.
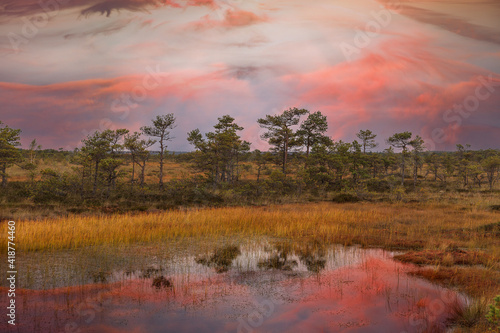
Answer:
xmin=196 ymin=245 xmax=241 ymax=273
xmin=258 ymin=243 xmax=298 ymax=271
xmin=296 ymin=242 xmax=326 ymax=273
xmin=258 ymin=241 xmax=326 ymax=273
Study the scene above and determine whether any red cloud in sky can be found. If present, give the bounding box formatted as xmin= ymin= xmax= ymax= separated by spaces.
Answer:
xmin=186 ymin=0 xmax=216 ymax=7
xmin=0 ymin=68 xmax=255 ymax=150
xmin=224 ymin=9 xmax=267 ymax=27
xmin=1 ymin=42 xmax=499 ymax=151
xmin=188 ymin=9 xmax=268 ymax=30
xmin=280 ymin=37 xmax=500 ymax=150
xmin=1 ymin=1 xmax=499 ymax=151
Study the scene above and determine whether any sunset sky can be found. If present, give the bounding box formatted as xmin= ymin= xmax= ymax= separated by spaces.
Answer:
xmin=1 ymin=0 xmax=499 ymax=151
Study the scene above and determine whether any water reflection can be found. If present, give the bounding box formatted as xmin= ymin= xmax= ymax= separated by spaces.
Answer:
xmin=258 ymin=242 xmax=298 ymax=271
xmin=196 ymin=245 xmax=241 ymax=273
xmin=152 ymin=276 xmax=172 ymax=289
xmin=256 ymin=241 xmax=327 ymax=273
xmin=0 ymin=240 xmax=467 ymax=333
xmin=295 ymin=242 xmax=327 ymax=273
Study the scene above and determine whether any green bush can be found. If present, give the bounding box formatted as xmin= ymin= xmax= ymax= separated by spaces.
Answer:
xmin=331 ymin=193 xmax=360 ymax=203
xmin=32 ymin=169 xmax=72 ymax=204
xmin=365 ymin=179 xmax=391 ymax=193
xmin=486 ymin=295 xmax=500 ymax=331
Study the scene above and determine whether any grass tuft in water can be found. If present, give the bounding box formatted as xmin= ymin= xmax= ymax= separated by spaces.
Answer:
xmin=196 ymin=245 xmax=241 ymax=273
xmin=448 ymin=297 xmax=486 ymax=328
xmin=152 ymin=276 xmax=172 ymax=289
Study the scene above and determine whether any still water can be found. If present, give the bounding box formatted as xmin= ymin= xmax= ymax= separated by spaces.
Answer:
xmin=0 ymin=239 xmax=466 ymax=332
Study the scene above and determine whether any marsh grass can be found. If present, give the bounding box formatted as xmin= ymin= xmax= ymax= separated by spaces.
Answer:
xmin=2 ymin=202 xmax=498 ymax=254
xmin=1 ymin=201 xmax=498 ymax=332
xmin=394 ymin=249 xmax=495 ymax=267
xmin=448 ymin=297 xmax=487 ymax=329
xmin=258 ymin=242 xmax=298 ymax=271
xmin=409 ymin=267 xmax=500 ymax=298
xmin=195 ymin=245 xmax=241 ymax=273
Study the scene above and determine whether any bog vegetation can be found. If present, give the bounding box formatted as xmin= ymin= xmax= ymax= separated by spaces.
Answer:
xmin=0 ymin=108 xmax=499 ymax=218
xmin=0 ymin=108 xmax=500 ymax=331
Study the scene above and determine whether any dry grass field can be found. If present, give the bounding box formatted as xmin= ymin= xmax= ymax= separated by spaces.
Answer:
xmin=3 ymin=201 xmax=498 ymax=310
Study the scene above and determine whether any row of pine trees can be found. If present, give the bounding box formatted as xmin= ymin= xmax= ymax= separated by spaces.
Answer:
xmin=1 ymin=108 xmax=500 ymax=204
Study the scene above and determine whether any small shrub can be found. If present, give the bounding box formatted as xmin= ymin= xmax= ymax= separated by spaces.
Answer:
xmin=476 ymin=222 xmax=500 ymax=237
xmin=449 ymin=298 xmax=485 ymax=328
xmin=258 ymin=242 xmax=298 ymax=271
xmin=332 ymin=193 xmax=360 ymax=203
xmin=365 ymin=179 xmax=391 ymax=193
xmin=489 ymin=205 xmax=500 ymax=211
xmin=258 ymin=254 xmax=297 ymax=271
xmin=131 ymin=205 xmax=149 ymax=212
xmin=32 ymin=169 xmax=71 ymax=204
xmin=486 ymin=295 xmax=500 ymax=331
xmin=66 ymin=207 xmax=87 ymax=214
xmin=196 ymin=245 xmax=241 ymax=273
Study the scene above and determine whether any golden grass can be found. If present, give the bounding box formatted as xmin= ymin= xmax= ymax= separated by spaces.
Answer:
xmin=395 ymin=249 xmax=498 ymax=268
xmin=2 ymin=202 xmax=498 ymax=253
xmin=409 ymin=266 xmax=500 ymax=298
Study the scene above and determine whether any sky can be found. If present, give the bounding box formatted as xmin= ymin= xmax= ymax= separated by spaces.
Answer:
xmin=0 ymin=0 xmax=499 ymax=151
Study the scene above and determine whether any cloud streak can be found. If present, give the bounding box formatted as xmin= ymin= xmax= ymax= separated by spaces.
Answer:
xmin=0 ymin=0 xmax=215 ymax=19
xmin=390 ymin=2 xmax=500 ymax=45
xmin=0 ymin=0 xmax=499 ymax=150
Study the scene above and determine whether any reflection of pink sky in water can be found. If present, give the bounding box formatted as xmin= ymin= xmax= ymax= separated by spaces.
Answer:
xmin=1 ymin=251 xmax=464 ymax=333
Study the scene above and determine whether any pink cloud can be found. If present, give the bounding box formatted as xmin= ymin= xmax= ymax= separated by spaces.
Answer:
xmin=279 ymin=37 xmax=500 ymax=149
xmin=0 ymin=68 xmax=256 ymax=150
xmin=188 ymin=9 xmax=268 ymax=30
